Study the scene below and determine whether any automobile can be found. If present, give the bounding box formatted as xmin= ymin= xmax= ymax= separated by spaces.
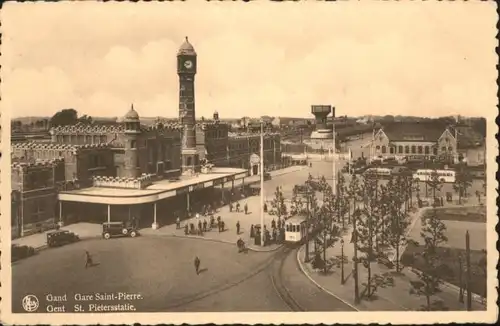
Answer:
xmin=47 ymin=230 xmax=80 ymax=247
xmin=102 ymin=221 xmax=139 ymax=240
xmin=391 ymin=166 xmax=412 ymax=177
xmin=11 ymin=244 xmax=36 ymax=262
xmin=263 ymin=172 xmax=272 ymax=181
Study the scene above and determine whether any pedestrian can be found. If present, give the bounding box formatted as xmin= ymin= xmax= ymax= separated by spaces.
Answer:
xmin=244 ymin=203 xmax=248 ymax=215
xmin=85 ymin=251 xmax=93 ymax=269
xmin=263 ymin=202 xmax=268 ymax=212
xmin=203 ymin=219 xmax=208 ymax=232
xmin=229 ymin=202 xmax=233 ymax=213
xmin=198 ymin=220 xmax=202 ymax=232
xmin=194 ymin=256 xmax=201 ymax=275
xmin=236 ymin=221 xmax=240 ymax=235
xmin=236 ymin=202 xmax=240 ymax=212
xmin=131 ymin=216 xmax=137 ymax=229
xmin=250 ymin=224 xmax=255 ymax=238
xmin=221 ymin=221 xmax=225 ymax=232
xmin=271 ymin=218 xmax=276 ymax=229
xmin=217 ymin=220 xmax=221 ymax=233
xmin=272 ymin=228 xmax=277 ymax=244
xmin=176 ymin=216 xmax=181 ymax=229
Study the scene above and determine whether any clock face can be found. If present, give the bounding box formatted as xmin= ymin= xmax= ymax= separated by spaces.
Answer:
xmin=184 ymin=60 xmax=193 ymax=69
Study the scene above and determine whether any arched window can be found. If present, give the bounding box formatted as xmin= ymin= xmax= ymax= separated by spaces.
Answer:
xmin=398 ymin=146 xmax=403 ymax=154
xmin=389 ymin=147 xmax=394 ymax=154
xmin=433 ymin=147 xmax=438 ymax=155
xmin=411 ymin=146 xmax=416 ymax=154
xmin=405 ymin=146 xmax=410 ymax=154
xmin=375 ymin=145 xmax=381 ymax=152
xmin=424 ymin=146 xmax=430 ymax=154
xmin=417 ymin=146 xmax=423 ymax=154
xmin=382 ymin=146 xmax=387 ymax=154
xmin=442 ymin=146 xmax=447 ymax=152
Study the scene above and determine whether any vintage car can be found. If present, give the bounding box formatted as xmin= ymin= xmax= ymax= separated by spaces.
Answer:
xmin=102 ymin=221 xmax=138 ymax=240
xmin=263 ymin=172 xmax=272 ymax=181
xmin=47 ymin=230 xmax=80 ymax=247
xmin=11 ymin=244 xmax=36 ymax=262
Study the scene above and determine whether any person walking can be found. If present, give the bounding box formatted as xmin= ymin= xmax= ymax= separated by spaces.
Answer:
xmin=229 ymin=202 xmax=233 ymax=213
xmin=244 ymin=203 xmax=248 ymax=215
xmin=85 ymin=251 xmax=93 ymax=269
xmin=176 ymin=216 xmax=181 ymax=229
xmin=203 ymin=219 xmax=208 ymax=232
xmin=194 ymin=256 xmax=201 ymax=275
xmin=236 ymin=221 xmax=240 ymax=235
xmin=236 ymin=202 xmax=240 ymax=212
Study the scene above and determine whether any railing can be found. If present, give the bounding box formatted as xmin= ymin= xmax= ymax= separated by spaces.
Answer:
xmin=92 ymin=174 xmax=154 ymax=189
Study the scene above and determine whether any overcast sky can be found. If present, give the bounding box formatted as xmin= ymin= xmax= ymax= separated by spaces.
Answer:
xmin=1 ymin=1 xmax=497 ymax=120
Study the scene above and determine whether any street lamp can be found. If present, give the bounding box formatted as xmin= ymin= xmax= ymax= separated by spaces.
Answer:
xmin=458 ymin=254 xmax=464 ymax=303
xmin=340 ymin=238 xmax=345 ymax=284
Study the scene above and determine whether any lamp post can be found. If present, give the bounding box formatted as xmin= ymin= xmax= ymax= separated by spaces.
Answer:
xmin=260 ymin=121 xmax=265 ymax=247
xmin=458 ymin=254 xmax=464 ymax=303
xmin=340 ymin=238 xmax=345 ymax=284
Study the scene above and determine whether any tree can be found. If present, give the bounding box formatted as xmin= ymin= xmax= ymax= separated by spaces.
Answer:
xmin=408 ymin=206 xmax=449 ymax=310
xmin=355 ymin=175 xmax=385 ymax=298
xmin=385 ymin=176 xmax=410 ymax=273
xmin=78 ymin=114 xmax=93 ymax=125
xmin=425 ymin=169 xmax=443 ymax=206
xmin=453 ymin=165 xmax=472 ymax=205
xmin=50 ymin=108 xmax=79 ymax=127
xmin=269 ymin=186 xmax=287 ymax=220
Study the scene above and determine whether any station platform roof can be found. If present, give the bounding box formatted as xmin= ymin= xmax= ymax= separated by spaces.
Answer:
xmin=58 ymin=167 xmax=248 ymax=205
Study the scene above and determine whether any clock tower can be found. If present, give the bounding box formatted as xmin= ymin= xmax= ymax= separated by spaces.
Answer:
xmin=177 ymin=36 xmax=200 ymax=174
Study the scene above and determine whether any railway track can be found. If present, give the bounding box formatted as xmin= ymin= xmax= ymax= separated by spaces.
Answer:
xmin=270 ymin=247 xmax=305 ymax=312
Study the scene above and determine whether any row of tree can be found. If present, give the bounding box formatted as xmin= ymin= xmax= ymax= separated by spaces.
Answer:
xmin=276 ymin=168 xmax=461 ymax=310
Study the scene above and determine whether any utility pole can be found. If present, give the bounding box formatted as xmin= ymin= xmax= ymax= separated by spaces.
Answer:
xmin=466 ymin=230 xmax=472 ymax=310
xmin=305 ymin=192 xmax=310 ymax=262
xmin=260 ymin=121 xmax=265 ymax=247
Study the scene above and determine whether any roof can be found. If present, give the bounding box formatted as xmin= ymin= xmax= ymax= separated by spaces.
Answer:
xmin=453 ymin=125 xmax=485 ymax=149
xmin=381 ymin=121 xmax=447 ymax=142
xmin=12 ymin=142 xmax=111 ymax=152
xmin=124 ymin=105 xmax=140 ymax=120
xmin=11 ymin=157 xmax=65 ymax=169
xmin=228 ymin=131 xmax=280 ymax=139
xmin=51 ymin=122 xmax=183 ymax=134
xmin=177 ymin=37 xmax=197 ymax=56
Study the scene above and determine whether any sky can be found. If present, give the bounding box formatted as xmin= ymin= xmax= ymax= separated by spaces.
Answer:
xmin=1 ymin=1 xmax=498 ymax=120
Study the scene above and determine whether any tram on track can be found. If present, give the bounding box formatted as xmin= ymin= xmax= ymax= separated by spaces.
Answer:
xmin=284 ymin=216 xmax=308 ymax=244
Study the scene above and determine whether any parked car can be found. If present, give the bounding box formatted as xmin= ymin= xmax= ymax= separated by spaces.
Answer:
xmin=47 ymin=230 xmax=80 ymax=247
xmin=102 ymin=221 xmax=139 ymax=240
xmin=391 ymin=166 xmax=412 ymax=177
xmin=11 ymin=244 xmax=36 ymax=262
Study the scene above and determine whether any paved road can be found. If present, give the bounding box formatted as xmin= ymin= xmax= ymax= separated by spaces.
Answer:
xmin=12 ymin=236 xmax=354 ymax=313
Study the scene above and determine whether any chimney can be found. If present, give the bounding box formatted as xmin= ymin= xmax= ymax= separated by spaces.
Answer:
xmin=213 ymin=111 xmax=219 ymax=121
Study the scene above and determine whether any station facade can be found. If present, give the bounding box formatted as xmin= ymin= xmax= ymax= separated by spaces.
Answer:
xmin=10 ymin=37 xmax=282 ymax=237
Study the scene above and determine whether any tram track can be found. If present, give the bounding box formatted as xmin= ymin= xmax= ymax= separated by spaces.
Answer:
xmin=270 ymin=246 xmax=305 ymax=312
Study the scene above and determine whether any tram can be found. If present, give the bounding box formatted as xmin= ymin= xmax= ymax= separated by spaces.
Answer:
xmin=284 ymin=216 xmax=308 ymax=244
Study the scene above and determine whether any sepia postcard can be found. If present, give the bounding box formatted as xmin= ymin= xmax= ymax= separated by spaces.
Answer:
xmin=0 ymin=1 xmax=498 ymax=325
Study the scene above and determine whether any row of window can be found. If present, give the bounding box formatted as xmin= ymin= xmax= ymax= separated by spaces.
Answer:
xmin=57 ymin=134 xmax=108 ymax=144
xmin=375 ymin=145 xmax=454 ymax=155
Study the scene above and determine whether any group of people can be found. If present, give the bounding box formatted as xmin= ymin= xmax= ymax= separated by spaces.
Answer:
xmin=180 ymin=213 xmax=227 ymax=236
xmin=229 ymin=201 xmax=248 ymax=214
xmin=249 ymin=217 xmax=285 ymax=246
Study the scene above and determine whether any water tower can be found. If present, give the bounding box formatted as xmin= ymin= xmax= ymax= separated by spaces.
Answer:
xmin=310 ymin=105 xmax=333 ymax=139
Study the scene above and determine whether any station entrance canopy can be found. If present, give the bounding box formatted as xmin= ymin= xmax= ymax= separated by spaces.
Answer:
xmin=58 ymin=168 xmax=248 ymax=205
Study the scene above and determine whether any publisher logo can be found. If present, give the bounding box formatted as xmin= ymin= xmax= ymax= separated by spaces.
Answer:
xmin=22 ymin=295 xmax=39 ymax=312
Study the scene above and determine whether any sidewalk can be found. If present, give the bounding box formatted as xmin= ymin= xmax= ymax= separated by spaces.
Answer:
xmin=297 ymin=216 xmax=486 ymax=311
xmin=11 ymin=223 xmax=102 ymax=250
xmin=141 ymin=196 xmax=284 ymax=252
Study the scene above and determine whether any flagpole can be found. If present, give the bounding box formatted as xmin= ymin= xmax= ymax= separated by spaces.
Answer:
xmin=260 ymin=121 xmax=265 ymax=247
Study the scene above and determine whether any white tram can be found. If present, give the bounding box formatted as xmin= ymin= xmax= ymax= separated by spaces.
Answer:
xmin=285 ymin=216 xmax=308 ymax=243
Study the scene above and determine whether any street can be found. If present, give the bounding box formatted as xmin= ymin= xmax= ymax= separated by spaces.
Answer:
xmin=12 ymin=236 xmax=354 ymax=312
